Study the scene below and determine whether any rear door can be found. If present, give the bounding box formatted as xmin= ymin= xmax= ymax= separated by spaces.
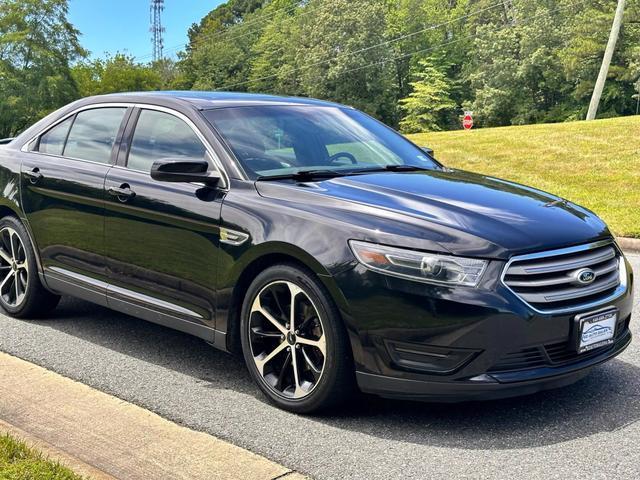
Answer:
xmin=103 ymin=106 xmax=225 ymax=337
xmin=20 ymin=106 xmax=130 ymax=304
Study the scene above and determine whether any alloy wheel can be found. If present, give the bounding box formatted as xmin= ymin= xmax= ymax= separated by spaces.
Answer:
xmin=248 ymin=280 xmax=327 ymax=399
xmin=0 ymin=227 xmax=28 ymax=308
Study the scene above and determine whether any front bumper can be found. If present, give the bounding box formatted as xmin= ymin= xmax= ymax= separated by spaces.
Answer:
xmin=333 ymin=254 xmax=634 ymax=402
xmin=356 ymin=330 xmax=631 ymax=401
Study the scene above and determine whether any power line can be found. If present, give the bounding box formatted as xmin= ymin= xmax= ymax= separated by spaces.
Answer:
xmin=217 ymin=0 xmax=587 ymax=92
xmin=216 ymin=0 xmax=508 ymax=91
xmin=191 ymin=1 xmax=501 ymax=71
xmin=252 ymin=0 xmax=505 ymax=69
xmin=136 ymin=0 xmax=306 ymax=61
xmin=302 ymin=0 xmax=588 ymax=85
xmin=159 ymin=0 xmax=327 ymax=61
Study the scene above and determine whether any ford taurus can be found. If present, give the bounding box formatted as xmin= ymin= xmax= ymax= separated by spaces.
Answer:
xmin=0 ymin=92 xmax=633 ymax=412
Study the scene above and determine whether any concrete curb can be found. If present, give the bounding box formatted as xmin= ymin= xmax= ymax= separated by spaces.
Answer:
xmin=617 ymin=237 xmax=640 ymax=254
xmin=0 ymin=352 xmax=308 ymax=480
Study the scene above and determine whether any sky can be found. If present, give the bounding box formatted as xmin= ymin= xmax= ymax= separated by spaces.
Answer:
xmin=68 ymin=0 xmax=225 ymax=62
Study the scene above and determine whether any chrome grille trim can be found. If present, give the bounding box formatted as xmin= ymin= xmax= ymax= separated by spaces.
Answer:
xmin=501 ymin=240 xmax=628 ymax=314
xmin=505 ymin=247 xmax=615 ymax=275
xmin=504 ymin=257 xmax=618 ymax=288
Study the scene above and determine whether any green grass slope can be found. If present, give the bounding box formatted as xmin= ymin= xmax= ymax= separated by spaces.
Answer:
xmin=0 ymin=433 xmax=84 ymax=480
xmin=408 ymin=116 xmax=640 ymax=238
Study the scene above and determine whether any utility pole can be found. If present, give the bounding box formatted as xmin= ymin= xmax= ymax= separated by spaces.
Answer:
xmin=586 ymin=0 xmax=626 ymax=120
xmin=150 ymin=0 xmax=165 ymax=62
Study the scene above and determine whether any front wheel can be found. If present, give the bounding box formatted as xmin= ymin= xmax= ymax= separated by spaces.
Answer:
xmin=240 ymin=264 xmax=354 ymax=413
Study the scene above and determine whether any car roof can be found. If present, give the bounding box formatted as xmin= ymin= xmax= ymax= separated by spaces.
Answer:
xmin=7 ymin=91 xmax=351 ymax=151
xmin=86 ymin=91 xmax=348 ymax=110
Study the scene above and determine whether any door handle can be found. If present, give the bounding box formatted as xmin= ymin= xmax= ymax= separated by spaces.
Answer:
xmin=108 ymin=184 xmax=136 ymax=202
xmin=24 ymin=167 xmax=43 ymax=184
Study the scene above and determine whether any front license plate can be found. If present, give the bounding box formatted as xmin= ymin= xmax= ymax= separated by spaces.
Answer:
xmin=577 ymin=310 xmax=617 ymax=354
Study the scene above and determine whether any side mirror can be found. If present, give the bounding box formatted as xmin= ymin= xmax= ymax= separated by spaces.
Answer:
xmin=151 ymin=158 xmax=220 ymax=187
xmin=420 ymin=146 xmax=435 ymax=158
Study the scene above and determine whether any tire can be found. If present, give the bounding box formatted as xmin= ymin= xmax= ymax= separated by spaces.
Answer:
xmin=0 ymin=216 xmax=60 ymax=318
xmin=240 ymin=263 xmax=355 ymax=413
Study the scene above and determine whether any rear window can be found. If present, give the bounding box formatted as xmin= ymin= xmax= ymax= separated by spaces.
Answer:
xmin=63 ymin=108 xmax=127 ymax=164
xmin=37 ymin=117 xmax=73 ymax=156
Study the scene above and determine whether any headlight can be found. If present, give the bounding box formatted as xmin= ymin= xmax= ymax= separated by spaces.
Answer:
xmin=349 ymin=240 xmax=488 ymax=287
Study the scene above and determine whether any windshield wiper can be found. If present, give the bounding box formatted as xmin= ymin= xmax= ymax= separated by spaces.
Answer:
xmin=351 ymin=165 xmax=433 ymax=174
xmin=256 ymin=169 xmax=347 ymax=182
xmin=256 ymin=165 xmax=433 ymax=181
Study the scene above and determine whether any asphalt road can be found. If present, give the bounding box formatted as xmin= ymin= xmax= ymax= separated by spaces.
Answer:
xmin=1 ymin=255 xmax=639 ymax=480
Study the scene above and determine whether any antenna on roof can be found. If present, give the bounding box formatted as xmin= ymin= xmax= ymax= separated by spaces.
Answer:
xmin=150 ymin=0 xmax=165 ymax=62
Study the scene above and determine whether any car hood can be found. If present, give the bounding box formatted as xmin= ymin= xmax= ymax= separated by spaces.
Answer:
xmin=255 ymin=169 xmax=611 ymax=258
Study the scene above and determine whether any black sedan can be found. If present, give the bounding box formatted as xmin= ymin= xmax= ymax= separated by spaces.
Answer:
xmin=0 ymin=92 xmax=633 ymax=412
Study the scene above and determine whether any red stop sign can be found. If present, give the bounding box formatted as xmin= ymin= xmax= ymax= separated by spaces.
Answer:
xmin=463 ymin=114 xmax=473 ymax=130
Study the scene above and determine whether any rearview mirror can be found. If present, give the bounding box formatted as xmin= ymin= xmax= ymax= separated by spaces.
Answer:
xmin=420 ymin=146 xmax=435 ymax=158
xmin=151 ymin=158 xmax=220 ymax=187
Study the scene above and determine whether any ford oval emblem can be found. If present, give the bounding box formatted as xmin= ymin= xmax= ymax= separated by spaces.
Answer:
xmin=575 ymin=268 xmax=596 ymax=285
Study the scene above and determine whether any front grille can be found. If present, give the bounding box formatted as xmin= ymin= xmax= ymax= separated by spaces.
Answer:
xmin=490 ymin=318 xmax=631 ymax=373
xmin=543 ymin=340 xmax=607 ymax=364
xmin=488 ymin=346 xmax=546 ymax=371
xmin=502 ymin=241 xmax=625 ymax=313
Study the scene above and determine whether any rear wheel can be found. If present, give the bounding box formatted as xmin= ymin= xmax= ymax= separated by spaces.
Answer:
xmin=0 ymin=216 xmax=60 ymax=317
xmin=240 ymin=264 xmax=354 ymax=413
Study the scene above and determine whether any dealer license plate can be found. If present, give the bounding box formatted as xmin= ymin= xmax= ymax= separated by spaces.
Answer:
xmin=577 ymin=310 xmax=617 ymax=354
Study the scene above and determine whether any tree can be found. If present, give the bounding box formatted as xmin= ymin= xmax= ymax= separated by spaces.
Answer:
xmin=398 ymin=59 xmax=456 ymax=133
xmin=178 ymin=0 xmax=640 ymax=130
xmin=152 ymin=58 xmax=188 ymax=90
xmin=295 ymin=0 xmax=397 ymax=121
xmin=248 ymin=0 xmax=303 ymax=94
xmin=178 ymin=0 xmax=271 ymax=90
xmin=71 ymin=54 xmax=164 ymax=97
xmin=463 ymin=22 xmax=522 ymax=126
xmin=0 ymin=0 xmax=85 ymax=137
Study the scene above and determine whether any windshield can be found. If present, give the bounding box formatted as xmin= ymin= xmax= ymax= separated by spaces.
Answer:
xmin=203 ymin=106 xmax=439 ymax=179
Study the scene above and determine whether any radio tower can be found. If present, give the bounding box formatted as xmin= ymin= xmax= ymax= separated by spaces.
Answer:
xmin=150 ymin=0 xmax=165 ymax=62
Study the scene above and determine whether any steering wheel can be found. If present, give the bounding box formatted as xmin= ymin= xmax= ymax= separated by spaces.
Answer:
xmin=328 ymin=151 xmax=357 ymax=165
xmin=244 ymin=157 xmax=290 ymax=171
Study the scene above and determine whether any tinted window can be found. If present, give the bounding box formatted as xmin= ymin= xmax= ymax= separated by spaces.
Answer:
xmin=38 ymin=117 xmax=73 ymax=156
xmin=127 ymin=110 xmax=206 ymax=172
xmin=64 ymin=108 xmax=127 ymax=164
xmin=204 ymin=106 xmax=438 ymax=178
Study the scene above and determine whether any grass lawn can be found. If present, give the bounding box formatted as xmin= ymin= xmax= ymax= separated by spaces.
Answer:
xmin=0 ymin=433 xmax=84 ymax=480
xmin=408 ymin=115 xmax=640 ymax=238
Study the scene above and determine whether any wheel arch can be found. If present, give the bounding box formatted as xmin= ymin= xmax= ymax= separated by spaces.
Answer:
xmin=0 ymin=204 xmax=44 ymax=276
xmin=0 ymin=204 xmax=20 ymax=220
xmin=224 ymin=244 xmax=351 ymax=354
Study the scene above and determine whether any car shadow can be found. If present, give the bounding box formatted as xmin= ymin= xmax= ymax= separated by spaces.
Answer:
xmin=29 ymin=296 xmax=640 ymax=451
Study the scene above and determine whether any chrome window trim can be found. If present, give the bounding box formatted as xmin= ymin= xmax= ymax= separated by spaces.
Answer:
xmin=18 ymin=151 xmax=118 ymax=169
xmin=20 ymin=103 xmax=130 ymax=167
xmin=20 ymin=102 xmax=131 ymax=153
xmin=20 ymin=102 xmax=230 ymax=190
xmin=500 ymin=239 xmax=628 ymax=315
